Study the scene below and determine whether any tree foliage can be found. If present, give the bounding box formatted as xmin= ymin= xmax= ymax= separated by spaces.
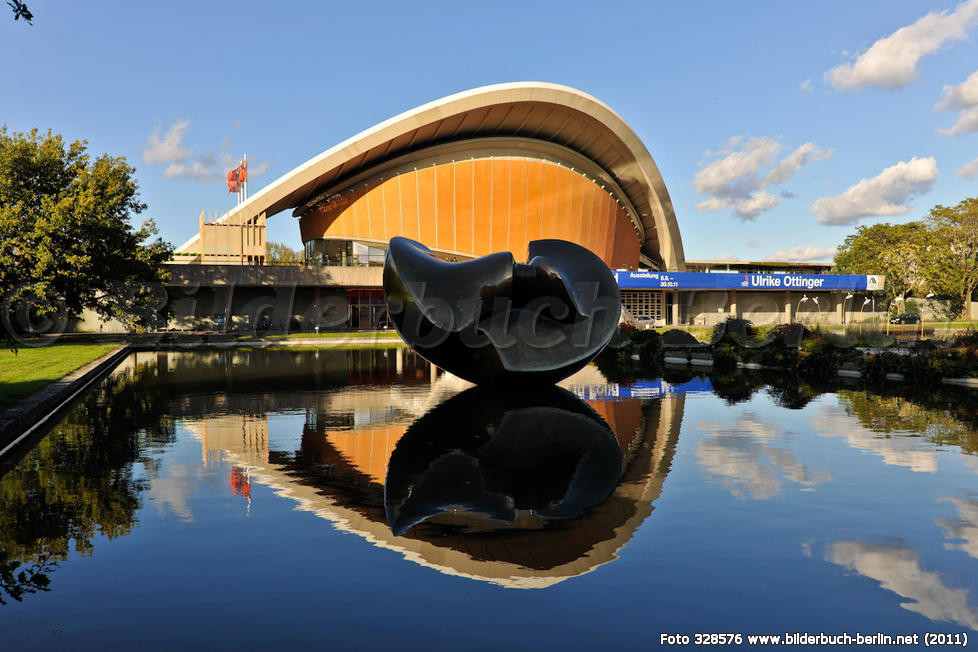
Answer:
xmin=832 ymin=221 xmax=932 ymax=300
xmin=266 ymin=241 xmax=303 ymax=265
xmin=7 ymin=1 xmax=32 ymax=24
xmin=926 ymin=197 xmax=978 ymax=309
xmin=832 ymin=204 xmax=978 ymax=319
xmin=0 ymin=127 xmax=173 ymax=340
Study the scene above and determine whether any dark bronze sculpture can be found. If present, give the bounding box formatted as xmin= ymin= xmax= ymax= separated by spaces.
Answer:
xmin=384 ymin=386 xmax=623 ymax=535
xmin=383 ymin=237 xmax=621 ymax=386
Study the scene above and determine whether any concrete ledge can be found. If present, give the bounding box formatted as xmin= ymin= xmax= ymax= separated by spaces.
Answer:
xmin=217 ymin=336 xmax=406 ymax=348
xmin=652 ymin=356 xmax=976 ymax=389
xmin=942 ymin=377 xmax=978 ymax=388
xmin=0 ymin=345 xmax=131 ymax=458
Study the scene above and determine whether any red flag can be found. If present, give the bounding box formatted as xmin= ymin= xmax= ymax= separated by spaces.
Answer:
xmin=226 ymin=160 xmax=247 ymax=193
xmin=227 ymin=168 xmax=240 ymax=193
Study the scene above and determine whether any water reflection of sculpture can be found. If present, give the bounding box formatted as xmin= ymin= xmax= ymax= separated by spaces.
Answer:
xmin=201 ymin=379 xmax=685 ymax=588
xmin=384 ymin=387 xmax=624 ymax=535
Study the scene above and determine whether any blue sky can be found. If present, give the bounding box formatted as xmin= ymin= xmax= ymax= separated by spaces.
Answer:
xmin=3 ymin=0 xmax=978 ymax=263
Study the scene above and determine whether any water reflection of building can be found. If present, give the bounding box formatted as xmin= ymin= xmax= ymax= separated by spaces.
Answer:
xmin=181 ymin=362 xmax=688 ymax=588
xmin=198 ymin=415 xmax=269 ymax=467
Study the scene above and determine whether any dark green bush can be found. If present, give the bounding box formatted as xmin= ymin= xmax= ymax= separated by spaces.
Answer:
xmin=954 ymin=329 xmax=978 ymax=348
xmin=712 ymin=342 xmax=739 ymax=372
xmin=711 ymin=317 xmax=755 ymax=345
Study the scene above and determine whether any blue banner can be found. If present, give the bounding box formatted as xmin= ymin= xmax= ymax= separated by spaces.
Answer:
xmin=571 ymin=377 xmax=714 ymax=401
xmin=614 ymin=271 xmax=883 ymax=292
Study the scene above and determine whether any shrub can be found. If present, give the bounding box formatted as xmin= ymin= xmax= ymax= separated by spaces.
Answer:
xmin=635 ymin=332 xmax=663 ymax=369
xmin=711 ymin=317 xmax=755 ymax=345
xmin=953 ymin=329 xmax=978 ymax=348
xmin=712 ymin=342 xmax=739 ymax=372
xmin=861 ymin=351 xmax=901 ymax=383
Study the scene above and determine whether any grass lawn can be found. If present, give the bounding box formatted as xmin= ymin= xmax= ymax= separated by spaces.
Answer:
xmin=0 ymin=343 xmax=119 ymax=411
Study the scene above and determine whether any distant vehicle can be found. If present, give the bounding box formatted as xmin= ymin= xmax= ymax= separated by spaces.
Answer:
xmin=889 ymin=313 xmax=921 ymax=325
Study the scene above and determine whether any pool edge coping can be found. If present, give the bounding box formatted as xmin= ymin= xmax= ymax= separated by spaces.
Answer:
xmin=0 ymin=344 xmax=132 ymax=458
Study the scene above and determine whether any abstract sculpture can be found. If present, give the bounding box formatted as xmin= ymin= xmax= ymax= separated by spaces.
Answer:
xmin=383 ymin=237 xmax=621 ymax=386
xmin=384 ymin=386 xmax=623 ymax=535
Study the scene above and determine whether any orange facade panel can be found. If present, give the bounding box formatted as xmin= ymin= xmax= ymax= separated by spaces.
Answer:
xmin=299 ymin=156 xmax=641 ymax=268
xmin=508 ymin=159 xmax=528 ymax=259
xmin=454 ymin=160 xmax=474 ymax=255
xmin=435 ymin=164 xmax=454 ymax=251
xmin=489 ymin=159 xmax=509 ymax=253
xmin=472 ymin=160 xmax=493 ymax=257
xmin=416 ymin=167 xmax=437 ymax=245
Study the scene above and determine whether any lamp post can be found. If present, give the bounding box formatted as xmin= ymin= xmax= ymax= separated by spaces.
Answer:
xmin=812 ymin=296 xmax=821 ymax=328
xmin=797 ymin=295 xmax=809 ymax=325
xmin=860 ymin=297 xmax=871 ymax=334
xmin=842 ymin=294 xmax=854 ymax=328
xmin=924 ymin=292 xmax=935 ymax=339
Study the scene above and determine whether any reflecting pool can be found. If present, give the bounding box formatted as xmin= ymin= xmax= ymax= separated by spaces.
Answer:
xmin=2 ymin=349 xmax=978 ymax=648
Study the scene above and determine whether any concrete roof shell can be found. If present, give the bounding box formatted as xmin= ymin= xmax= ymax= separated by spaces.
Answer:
xmin=182 ymin=82 xmax=685 ymax=270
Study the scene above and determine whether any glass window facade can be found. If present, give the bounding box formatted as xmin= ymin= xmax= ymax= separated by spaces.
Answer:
xmin=304 ymin=239 xmax=386 ymax=267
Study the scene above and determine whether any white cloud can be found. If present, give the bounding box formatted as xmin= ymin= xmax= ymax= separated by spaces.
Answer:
xmin=959 ymin=157 xmax=978 ymax=179
xmin=937 ymin=70 xmax=978 ymax=135
xmin=142 ymin=120 xmax=193 ymax=165
xmin=763 ymin=142 xmax=831 ymax=185
xmin=810 ymin=157 xmax=938 ymax=226
xmin=800 ymin=79 xmax=813 ymax=93
xmin=746 ymin=241 xmax=760 ymax=249
xmin=163 ymin=160 xmax=220 ymax=182
xmin=694 ymin=137 xmax=832 ymax=221
xmin=827 ymin=0 xmax=978 ymax=90
xmin=768 ymin=245 xmax=839 ymax=262
xmin=142 ymin=120 xmax=268 ymax=184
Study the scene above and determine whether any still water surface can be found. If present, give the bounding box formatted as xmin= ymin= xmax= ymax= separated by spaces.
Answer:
xmin=1 ymin=349 xmax=978 ymax=648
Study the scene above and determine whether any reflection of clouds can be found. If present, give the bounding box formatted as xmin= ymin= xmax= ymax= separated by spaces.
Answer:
xmin=696 ymin=413 xmax=831 ymax=500
xmin=961 ymin=456 xmax=978 ymax=475
xmin=827 ymin=541 xmax=978 ymax=630
xmin=812 ymin=408 xmax=938 ymax=473
xmin=149 ymin=465 xmax=198 ymax=522
xmin=938 ymin=497 xmax=978 ymax=561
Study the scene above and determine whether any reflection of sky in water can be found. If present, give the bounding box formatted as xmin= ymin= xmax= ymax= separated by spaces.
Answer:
xmin=811 ymin=407 xmax=940 ymax=473
xmin=695 ymin=411 xmax=832 ymax=499
xmin=4 ymin=350 xmax=978 ymax=646
xmin=826 ymin=541 xmax=978 ymax=630
xmin=938 ymin=496 xmax=978 ymax=561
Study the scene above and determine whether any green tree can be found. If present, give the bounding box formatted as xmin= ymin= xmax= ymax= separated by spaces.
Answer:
xmin=832 ymin=221 xmax=932 ymax=301
xmin=925 ymin=197 xmax=978 ymax=313
xmin=266 ymin=241 xmax=303 ymax=265
xmin=0 ymin=128 xmax=172 ymax=342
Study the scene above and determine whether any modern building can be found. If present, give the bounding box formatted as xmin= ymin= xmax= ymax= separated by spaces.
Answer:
xmin=165 ymin=82 xmax=881 ymax=330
